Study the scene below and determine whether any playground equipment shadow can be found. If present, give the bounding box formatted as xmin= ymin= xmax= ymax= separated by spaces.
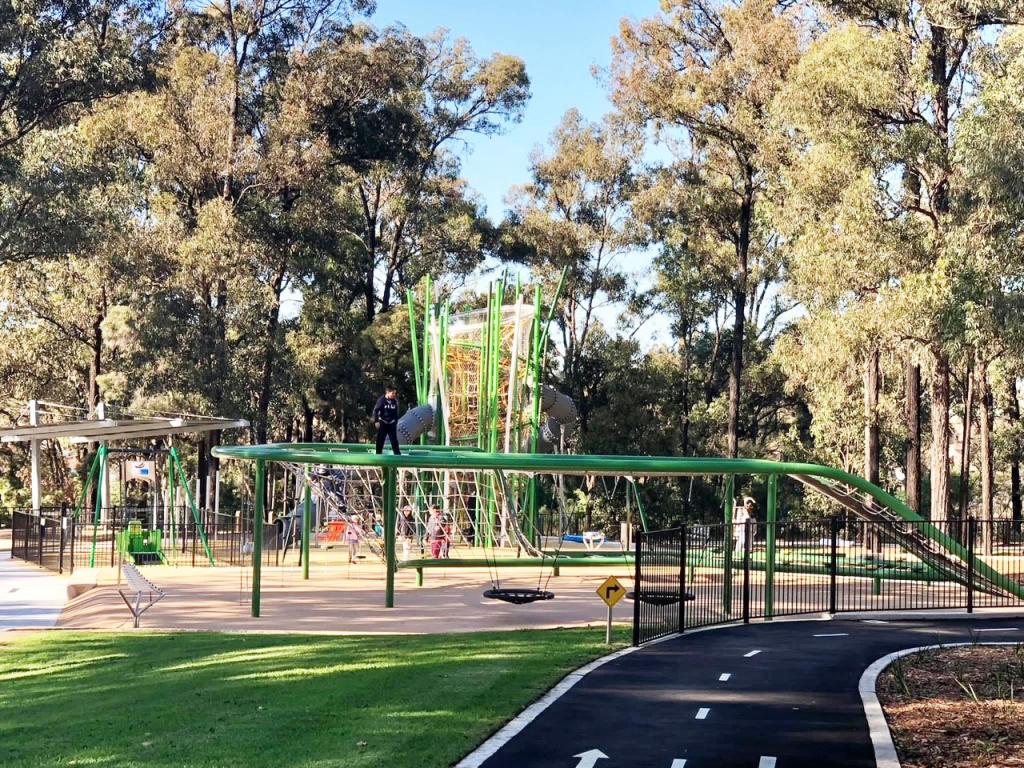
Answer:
xmin=56 ymin=563 xmax=638 ymax=634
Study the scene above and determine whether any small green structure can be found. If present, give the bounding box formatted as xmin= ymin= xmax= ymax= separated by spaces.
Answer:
xmin=116 ymin=519 xmax=167 ymax=565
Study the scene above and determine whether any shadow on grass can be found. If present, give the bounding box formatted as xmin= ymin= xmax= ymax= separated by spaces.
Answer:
xmin=0 ymin=627 xmax=629 ymax=768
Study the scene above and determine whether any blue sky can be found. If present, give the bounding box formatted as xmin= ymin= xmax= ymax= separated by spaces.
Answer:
xmin=372 ymin=0 xmax=660 ymax=219
xmin=371 ymin=1 xmax=671 ymax=344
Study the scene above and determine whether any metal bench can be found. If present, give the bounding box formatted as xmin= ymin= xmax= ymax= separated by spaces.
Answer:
xmin=119 ymin=563 xmax=165 ymax=628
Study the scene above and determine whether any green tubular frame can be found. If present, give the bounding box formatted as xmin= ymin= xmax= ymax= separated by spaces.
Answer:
xmin=211 ymin=446 xmax=1024 ymax=610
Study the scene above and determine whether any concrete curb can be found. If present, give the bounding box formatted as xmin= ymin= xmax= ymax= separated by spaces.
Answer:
xmin=859 ymin=641 xmax=1021 ymax=768
xmin=841 ymin=609 xmax=1024 ymax=621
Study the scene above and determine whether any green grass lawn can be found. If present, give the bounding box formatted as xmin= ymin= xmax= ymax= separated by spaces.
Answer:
xmin=0 ymin=627 xmax=629 ymax=768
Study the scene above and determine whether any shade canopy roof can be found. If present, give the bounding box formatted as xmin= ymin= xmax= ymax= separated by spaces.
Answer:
xmin=1 ymin=416 xmax=248 ymax=444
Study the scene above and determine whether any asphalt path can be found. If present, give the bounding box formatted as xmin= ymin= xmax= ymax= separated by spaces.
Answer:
xmin=477 ymin=618 xmax=1023 ymax=768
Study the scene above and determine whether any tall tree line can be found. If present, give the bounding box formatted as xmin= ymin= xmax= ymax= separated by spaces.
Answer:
xmin=1 ymin=0 xmax=1023 ymax=530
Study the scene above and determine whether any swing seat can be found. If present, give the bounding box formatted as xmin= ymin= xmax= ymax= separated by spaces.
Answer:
xmin=483 ymin=588 xmax=555 ymax=605
xmin=626 ymin=590 xmax=695 ymax=606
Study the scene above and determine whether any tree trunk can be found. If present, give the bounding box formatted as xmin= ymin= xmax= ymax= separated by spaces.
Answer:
xmin=930 ymin=350 xmax=951 ymax=522
xmin=256 ymin=262 xmax=288 ymax=444
xmin=978 ymin=360 xmax=993 ymax=555
xmin=864 ymin=346 xmax=881 ymax=485
xmin=1009 ymin=378 xmax=1022 ymax=532
xmin=302 ymin=395 xmax=315 ymax=443
xmin=727 ymin=175 xmax=753 ymax=459
xmin=957 ymin=360 xmax=974 ymax=525
xmin=905 ymin=360 xmax=922 ymax=513
xmin=197 ymin=436 xmax=209 ymax=512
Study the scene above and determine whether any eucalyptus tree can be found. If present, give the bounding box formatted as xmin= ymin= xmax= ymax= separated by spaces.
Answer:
xmin=501 ymin=110 xmax=646 ymax=434
xmin=610 ymin=0 xmax=802 ymax=458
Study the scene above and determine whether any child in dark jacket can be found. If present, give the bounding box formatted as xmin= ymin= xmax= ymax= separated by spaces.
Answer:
xmin=372 ymin=386 xmax=401 ymax=454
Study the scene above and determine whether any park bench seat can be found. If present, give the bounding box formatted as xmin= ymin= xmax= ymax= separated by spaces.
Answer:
xmin=118 ymin=563 xmax=166 ymax=628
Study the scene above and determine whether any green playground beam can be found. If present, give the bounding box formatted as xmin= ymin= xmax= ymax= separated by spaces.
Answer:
xmin=212 ymin=448 xmax=1024 ymax=604
xmin=765 ymin=473 xmax=778 ymax=619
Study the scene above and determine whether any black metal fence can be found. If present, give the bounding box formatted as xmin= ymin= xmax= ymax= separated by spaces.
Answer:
xmin=633 ymin=517 xmax=1024 ymax=645
xmin=9 ymin=505 xmax=283 ymax=573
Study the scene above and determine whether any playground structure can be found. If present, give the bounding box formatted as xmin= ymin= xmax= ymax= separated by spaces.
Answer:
xmin=210 ymin=443 xmax=1024 ymax=616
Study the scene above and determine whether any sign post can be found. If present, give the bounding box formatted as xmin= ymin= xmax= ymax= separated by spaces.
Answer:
xmin=596 ymin=575 xmax=625 ymax=645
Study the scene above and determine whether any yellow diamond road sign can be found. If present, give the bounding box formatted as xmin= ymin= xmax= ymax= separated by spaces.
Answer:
xmin=597 ymin=575 xmax=625 ymax=608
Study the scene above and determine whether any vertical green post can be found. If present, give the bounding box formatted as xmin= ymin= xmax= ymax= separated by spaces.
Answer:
xmin=526 ymin=284 xmax=543 ymax=544
xmin=170 ymin=448 xmax=214 ymax=564
xmin=252 ymin=459 xmax=265 ymax=618
xmin=722 ymin=474 xmax=735 ymax=615
xmin=168 ymin=452 xmax=176 ymax=548
xmin=302 ymin=467 xmax=311 ymax=581
xmin=89 ymin=444 xmax=108 ymax=568
xmin=384 ymin=465 xmax=397 ymax=607
xmin=407 ymin=288 xmax=424 ymax=404
xmin=765 ymin=473 xmax=778 ymax=619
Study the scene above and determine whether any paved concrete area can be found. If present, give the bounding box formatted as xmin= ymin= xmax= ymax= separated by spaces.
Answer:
xmin=474 ymin=618 xmax=1021 ymax=768
xmin=0 ymin=544 xmax=69 ymax=631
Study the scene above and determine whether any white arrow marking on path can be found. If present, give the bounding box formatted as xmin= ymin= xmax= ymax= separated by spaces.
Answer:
xmin=744 ymin=649 xmax=762 ymax=657
xmin=719 ymin=673 xmax=731 ymax=681
xmin=572 ymin=749 xmax=609 ymax=768
xmin=695 ymin=707 xmax=710 ymax=719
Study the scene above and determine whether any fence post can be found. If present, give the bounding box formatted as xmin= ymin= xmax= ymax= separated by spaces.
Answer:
xmin=829 ymin=516 xmax=839 ymax=615
xmin=59 ymin=506 xmax=66 ymax=575
xmin=743 ymin=519 xmax=752 ymax=624
xmin=632 ymin=530 xmax=642 ymax=646
xmin=967 ymin=516 xmax=976 ymax=614
xmin=37 ymin=515 xmax=45 ymax=566
xmin=68 ymin=516 xmax=75 ymax=574
xmin=678 ymin=524 xmax=687 ymax=634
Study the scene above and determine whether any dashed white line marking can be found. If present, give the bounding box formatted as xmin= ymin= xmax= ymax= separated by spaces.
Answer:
xmin=719 ymin=673 xmax=731 ymax=682
xmin=976 ymin=627 xmax=1019 ymax=632
xmin=695 ymin=707 xmax=710 ymax=720
xmin=759 ymin=757 xmax=777 ymax=768
xmin=744 ymin=650 xmax=762 ymax=657
xmin=813 ymin=633 xmax=849 ymax=637
xmin=864 ymin=619 xmax=888 ymax=624
xmin=670 ymin=760 xmax=687 ymax=768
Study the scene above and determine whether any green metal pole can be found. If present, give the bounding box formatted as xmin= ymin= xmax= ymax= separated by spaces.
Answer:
xmin=170 ymin=447 xmax=215 ymax=565
xmin=384 ymin=466 xmax=397 ymax=607
xmin=765 ymin=473 xmax=777 ymax=619
xmin=302 ymin=467 xmax=311 ymax=581
xmin=527 ymin=284 xmax=543 ymax=543
xmin=630 ymin=479 xmax=650 ymax=533
xmin=168 ymin=452 xmax=176 ymax=549
xmin=252 ymin=459 xmax=265 ymax=617
xmin=407 ymin=288 xmax=424 ymax=404
xmin=73 ymin=450 xmax=101 ymax=521
xmin=723 ymin=474 xmax=735 ymax=615
xmin=89 ymin=444 xmax=107 ymax=568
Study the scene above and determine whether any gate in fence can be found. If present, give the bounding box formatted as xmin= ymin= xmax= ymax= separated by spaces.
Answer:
xmin=633 ymin=517 xmax=1024 ymax=646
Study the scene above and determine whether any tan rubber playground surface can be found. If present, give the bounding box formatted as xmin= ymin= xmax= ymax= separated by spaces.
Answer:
xmin=56 ymin=561 xmax=637 ymax=633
